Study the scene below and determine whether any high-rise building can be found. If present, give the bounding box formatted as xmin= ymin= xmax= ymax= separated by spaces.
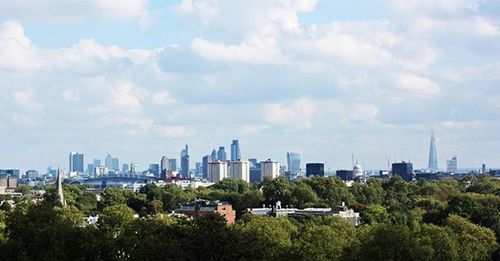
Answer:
xmin=446 ymin=156 xmax=458 ymax=173
xmin=122 ymin=163 xmax=130 ymax=173
xmin=93 ymin=159 xmax=101 ymax=167
xmin=217 ymin=146 xmax=227 ymax=161
xmin=25 ymin=170 xmax=38 ymax=179
xmin=181 ymin=145 xmax=190 ymax=179
xmin=286 ymin=152 xmax=301 ymax=174
xmin=69 ymin=152 xmax=84 ymax=173
xmin=168 ymin=159 xmax=177 ymax=171
xmin=111 ymin=158 xmax=119 ymax=172
xmin=392 ymin=161 xmax=414 ymax=182
xmin=482 ymin=164 xmax=487 ymax=174
xmin=149 ymin=164 xmax=160 ymax=177
xmin=105 ymin=155 xmax=113 ymax=170
xmin=202 ymin=155 xmax=212 ymax=180
xmin=230 ymin=160 xmax=250 ymax=182
xmin=87 ymin=164 xmax=95 ymax=175
xmin=161 ymin=156 xmax=169 ymax=173
xmin=306 ymin=163 xmax=325 ymax=177
xmin=248 ymin=158 xmax=258 ymax=168
xmin=428 ymin=132 xmax=438 ymax=171
xmin=208 ymin=161 xmax=228 ymax=182
xmin=230 ymin=140 xmax=241 ymax=161
xmin=260 ymin=159 xmax=280 ymax=181
xmin=211 ymin=149 xmax=218 ymax=161
xmin=336 ymin=170 xmax=354 ymax=181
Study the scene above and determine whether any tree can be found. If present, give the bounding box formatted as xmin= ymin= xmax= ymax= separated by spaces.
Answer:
xmin=303 ymin=177 xmax=354 ymax=207
xmin=235 ymin=216 xmax=297 ymax=260
xmin=162 ymin=184 xmax=194 ymax=212
xmin=350 ymin=180 xmax=384 ymax=205
xmin=98 ymin=204 xmax=135 ymax=239
xmin=291 ymin=182 xmax=318 ymax=209
xmin=414 ymin=224 xmax=459 ymax=261
xmin=292 ymin=217 xmax=355 ymax=260
xmin=97 ymin=188 xmax=127 ymax=210
xmin=445 ymin=215 xmax=498 ymax=261
xmin=360 ymin=205 xmax=388 ymax=225
xmin=262 ymin=177 xmax=293 ymax=207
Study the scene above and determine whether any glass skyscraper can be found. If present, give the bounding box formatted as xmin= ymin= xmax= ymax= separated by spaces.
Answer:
xmin=230 ymin=140 xmax=241 ymax=161
xmin=181 ymin=145 xmax=190 ymax=179
xmin=217 ymin=146 xmax=227 ymax=161
xmin=69 ymin=152 xmax=84 ymax=173
xmin=286 ymin=152 xmax=301 ymax=174
xmin=428 ymin=132 xmax=438 ymax=171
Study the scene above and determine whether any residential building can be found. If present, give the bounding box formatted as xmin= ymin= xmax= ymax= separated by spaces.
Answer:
xmin=179 ymin=200 xmax=235 ymax=225
xmin=260 ymin=159 xmax=280 ymax=181
xmin=208 ymin=161 xmax=228 ymax=182
xmin=230 ymin=160 xmax=250 ymax=182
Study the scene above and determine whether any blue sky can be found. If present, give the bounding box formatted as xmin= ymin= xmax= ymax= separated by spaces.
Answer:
xmin=1 ymin=0 xmax=499 ymax=172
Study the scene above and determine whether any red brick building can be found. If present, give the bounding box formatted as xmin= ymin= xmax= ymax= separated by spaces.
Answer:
xmin=179 ymin=200 xmax=235 ymax=225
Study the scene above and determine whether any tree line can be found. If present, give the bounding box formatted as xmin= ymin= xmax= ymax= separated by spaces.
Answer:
xmin=0 ymin=175 xmax=498 ymax=260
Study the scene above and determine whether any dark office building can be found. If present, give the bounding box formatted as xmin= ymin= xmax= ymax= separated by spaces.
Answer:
xmin=336 ymin=170 xmax=354 ymax=181
xmin=149 ymin=164 xmax=160 ymax=177
xmin=202 ymin=155 xmax=212 ymax=180
xmin=250 ymin=168 xmax=261 ymax=183
xmin=306 ymin=163 xmax=325 ymax=177
xmin=392 ymin=161 xmax=414 ymax=181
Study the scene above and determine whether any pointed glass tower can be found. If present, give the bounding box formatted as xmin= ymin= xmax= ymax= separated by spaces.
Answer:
xmin=428 ymin=132 xmax=438 ymax=171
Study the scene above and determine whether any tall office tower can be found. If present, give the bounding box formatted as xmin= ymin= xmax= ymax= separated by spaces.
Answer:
xmin=286 ymin=152 xmax=301 ymax=174
xmin=428 ymin=132 xmax=438 ymax=171
xmin=87 ymin=164 xmax=95 ymax=175
xmin=392 ymin=161 xmax=414 ymax=182
xmin=482 ymin=164 xmax=487 ymax=174
xmin=217 ymin=146 xmax=227 ymax=161
xmin=446 ymin=156 xmax=458 ymax=173
xmin=230 ymin=160 xmax=250 ymax=182
xmin=111 ymin=158 xmax=119 ymax=171
xmin=230 ymin=140 xmax=241 ymax=161
xmin=149 ymin=164 xmax=160 ymax=177
xmin=248 ymin=158 xmax=258 ymax=168
xmin=306 ymin=163 xmax=325 ymax=177
xmin=168 ymin=159 xmax=177 ymax=171
xmin=69 ymin=152 xmax=84 ymax=173
xmin=202 ymin=155 xmax=212 ymax=180
xmin=161 ymin=156 xmax=169 ymax=173
xmin=93 ymin=159 xmax=101 ymax=167
xmin=208 ymin=161 xmax=228 ymax=182
xmin=181 ymin=145 xmax=190 ymax=179
xmin=211 ymin=149 xmax=218 ymax=161
xmin=122 ymin=163 xmax=129 ymax=173
xmin=260 ymin=159 xmax=280 ymax=181
xmin=105 ymin=154 xmax=113 ymax=169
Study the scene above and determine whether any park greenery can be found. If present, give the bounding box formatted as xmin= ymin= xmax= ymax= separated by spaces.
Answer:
xmin=0 ymin=175 xmax=499 ymax=260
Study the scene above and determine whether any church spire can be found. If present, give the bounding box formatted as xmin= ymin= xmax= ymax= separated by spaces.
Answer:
xmin=56 ymin=167 xmax=66 ymax=206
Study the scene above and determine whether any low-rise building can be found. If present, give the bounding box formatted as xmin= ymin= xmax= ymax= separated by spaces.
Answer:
xmin=179 ymin=200 xmax=235 ymax=224
xmin=247 ymin=202 xmax=361 ymax=226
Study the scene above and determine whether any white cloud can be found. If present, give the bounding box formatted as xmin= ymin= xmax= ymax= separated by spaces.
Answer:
xmin=13 ymin=89 xmax=44 ymax=110
xmin=156 ymin=125 xmax=196 ymax=138
xmin=152 ymin=90 xmax=176 ymax=106
xmin=0 ymin=21 xmax=41 ymax=70
xmin=392 ymin=73 xmax=440 ymax=97
xmin=263 ymin=98 xmax=316 ymax=129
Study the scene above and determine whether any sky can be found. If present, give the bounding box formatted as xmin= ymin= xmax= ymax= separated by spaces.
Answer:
xmin=1 ymin=0 xmax=499 ymax=172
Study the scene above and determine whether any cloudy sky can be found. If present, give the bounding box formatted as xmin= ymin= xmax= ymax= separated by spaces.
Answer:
xmin=1 ymin=0 xmax=499 ymax=172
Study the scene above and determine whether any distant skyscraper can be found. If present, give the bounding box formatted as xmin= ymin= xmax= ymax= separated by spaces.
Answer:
xmin=149 ymin=164 xmax=160 ymax=177
xmin=392 ymin=161 xmax=414 ymax=182
xmin=93 ymin=159 xmax=101 ymax=167
xmin=217 ymin=146 xmax=227 ymax=161
xmin=181 ymin=145 xmax=190 ymax=179
xmin=111 ymin=158 xmax=119 ymax=172
xmin=211 ymin=149 xmax=218 ymax=161
xmin=230 ymin=140 xmax=241 ymax=161
xmin=286 ymin=152 xmax=301 ymax=174
xmin=122 ymin=163 xmax=129 ymax=173
xmin=428 ymin=132 xmax=438 ymax=171
xmin=168 ymin=159 xmax=177 ymax=171
xmin=482 ymin=164 xmax=487 ymax=174
xmin=306 ymin=163 xmax=324 ymax=177
xmin=202 ymin=155 xmax=212 ymax=180
xmin=69 ymin=152 xmax=84 ymax=173
xmin=446 ymin=156 xmax=458 ymax=173
xmin=105 ymin=154 xmax=113 ymax=169
xmin=161 ymin=156 xmax=169 ymax=173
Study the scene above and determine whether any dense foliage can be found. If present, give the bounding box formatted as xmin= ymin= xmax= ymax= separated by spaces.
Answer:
xmin=0 ymin=175 xmax=498 ymax=260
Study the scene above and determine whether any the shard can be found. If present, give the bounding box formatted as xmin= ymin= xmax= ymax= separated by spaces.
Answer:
xmin=428 ymin=132 xmax=438 ymax=171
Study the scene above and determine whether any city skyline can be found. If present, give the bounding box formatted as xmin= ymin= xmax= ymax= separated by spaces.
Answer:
xmin=1 ymin=1 xmax=500 ymax=171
